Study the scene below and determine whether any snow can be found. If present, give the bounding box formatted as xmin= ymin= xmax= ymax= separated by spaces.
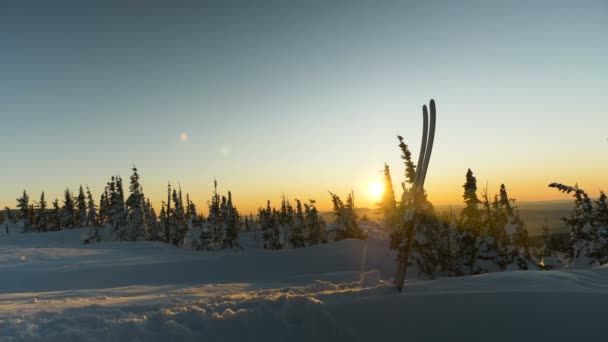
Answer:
xmin=2 ymin=228 xmax=608 ymax=341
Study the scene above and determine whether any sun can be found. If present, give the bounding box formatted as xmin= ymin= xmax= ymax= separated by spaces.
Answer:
xmin=369 ymin=181 xmax=384 ymax=199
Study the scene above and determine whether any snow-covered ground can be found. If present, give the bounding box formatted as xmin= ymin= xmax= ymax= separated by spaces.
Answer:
xmin=2 ymin=228 xmax=608 ymax=341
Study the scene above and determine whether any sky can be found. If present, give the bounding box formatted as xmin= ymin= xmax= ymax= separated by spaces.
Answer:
xmin=0 ymin=0 xmax=606 ymax=214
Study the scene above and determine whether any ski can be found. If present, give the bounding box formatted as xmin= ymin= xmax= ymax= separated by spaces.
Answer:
xmin=395 ymin=99 xmax=437 ymax=291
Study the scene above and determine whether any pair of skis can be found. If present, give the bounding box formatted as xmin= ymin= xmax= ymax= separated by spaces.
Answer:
xmin=394 ymin=99 xmax=437 ymax=291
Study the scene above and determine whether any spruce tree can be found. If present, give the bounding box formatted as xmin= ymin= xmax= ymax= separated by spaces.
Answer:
xmin=304 ymin=199 xmax=326 ymax=245
xmin=124 ymin=166 xmax=147 ymax=241
xmin=171 ymin=188 xmax=189 ymax=245
xmin=379 ymin=163 xmax=399 ymax=232
xmin=98 ymin=189 xmax=110 ymax=226
xmin=77 ymin=185 xmax=87 ymax=227
xmin=16 ymin=190 xmax=32 ymax=229
xmin=290 ymin=199 xmax=306 ymax=248
xmin=37 ymin=191 xmax=48 ymax=232
xmin=85 ymin=186 xmax=97 ymax=227
xmin=61 ymin=189 xmax=77 ymax=228
xmin=207 ymin=180 xmax=223 ymax=248
xmin=329 ymin=191 xmax=366 ymax=240
xmin=164 ymin=182 xmax=173 ymax=243
xmin=51 ymin=199 xmax=62 ymax=231
xmin=223 ymin=191 xmax=240 ymax=248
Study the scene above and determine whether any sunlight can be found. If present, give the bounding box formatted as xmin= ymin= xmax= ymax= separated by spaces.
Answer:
xmin=368 ymin=181 xmax=383 ymax=199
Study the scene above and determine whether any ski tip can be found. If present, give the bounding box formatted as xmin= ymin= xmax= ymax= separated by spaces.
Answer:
xmin=430 ymin=99 xmax=436 ymax=112
xmin=422 ymin=104 xmax=428 ymax=116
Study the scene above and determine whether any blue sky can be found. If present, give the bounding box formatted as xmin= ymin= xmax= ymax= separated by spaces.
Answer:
xmin=1 ymin=1 xmax=606 ymax=212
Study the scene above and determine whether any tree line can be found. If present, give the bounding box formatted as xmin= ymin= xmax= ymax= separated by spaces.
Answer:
xmin=380 ymin=135 xmax=607 ymax=277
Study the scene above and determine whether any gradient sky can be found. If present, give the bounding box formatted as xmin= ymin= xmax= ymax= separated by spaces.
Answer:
xmin=1 ymin=1 xmax=606 ymax=214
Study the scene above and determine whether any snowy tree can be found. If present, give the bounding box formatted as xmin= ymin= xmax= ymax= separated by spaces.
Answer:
xmin=76 ymin=185 xmax=87 ymax=227
xmin=378 ymin=163 xmax=398 ymax=233
xmin=61 ymin=189 xmax=77 ymax=228
xmin=290 ymin=199 xmax=306 ymax=248
xmin=108 ymin=176 xmax=127 ymax=236
xmin=208 ymin=180 xmax=224 ymax=248
xmin=278 ymin=195 xmax=294 ymax=245
xmin=124 ymin=166 xmax=148 ymax=241
xmin=144 ymin=198 xmax=160 ymax=240
xmin=171 ymin=188 xmax=189 ymax=246
xmin=223 ymin=191 xmax=240 ymax=248
xmin=85 ymin=186 xmax=97 ymax=227
xmin=51 ymin=199 xmax=61 ymax=231
xmin=550 ymin=183 xmax=607 ymax=266
xmin=259 ymin=201 xmax=281 ymax=250
xmin=16 ymin=190 xmax=33 ymax=229
xmin=304 ymin=199 xmax=326 ymax=245
xmin=36 ymin=191 xmax=48 ymax=232
xmin=329 ymin=191 xmax=366 ymax=241
xmin=98 ymin=189 xmax=110 ymax=226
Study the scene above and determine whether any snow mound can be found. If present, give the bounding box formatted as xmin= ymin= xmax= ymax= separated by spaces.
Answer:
xmin=359 ymin=269 xmax=381 ymax=288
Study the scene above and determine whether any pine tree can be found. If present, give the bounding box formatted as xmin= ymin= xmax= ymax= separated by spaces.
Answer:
xmin=223 ymin=191 xmax=240 ymax=248
xmin=171 ymin=188 xmax=189 ymax=246
xmin=98 ymin=189 xmax=110 ymax=226
xmin=37 ymin=191 xmax=48 ymax=232
xmin=51 ymin=199 xmax=61 ymax=231
xmin=144 ymin=198 xmax=160 ymax=240
xmin=76 ymin=185 xmax=87 ymax=227
xmin=278 ymin=195 xmax=294 ymax=246
xmin=549 ymin=183 xmax=596 ymax=266
xmin=124 ymin=166 xmax=147 ymax=241
xmin=85 ymin=186 xmax=97 ymax=227
xmin=454 ymin=169 xmax=482 ymax=275
xmin=164 ymin=182 xmax=172 ymax=243
xmin=16 ymin=190 xmax=33 ymax=229
xmin=397 ymin=135 xmax=416 ymax=185
xmin=259 ymin=201 xmax=281 ymax=250
xmin=329 ymin=191 xmax=366 ymax=240
xmin=290 ymin=199 xmax=306 ymax=248
xmin=208 ymin=180 xmax=223 ymax=248
xmin=379 ymin=163 xmax=399 ymax=233
xmin=107 ymin=176 xmax=127 ymax=234
xmin=304 ymin=199 xmax=326 ymax=245
xmin=461 ymin=169 xmax=482 ymax=233
xmin=61 ymin=188 xmax=77 ymax=228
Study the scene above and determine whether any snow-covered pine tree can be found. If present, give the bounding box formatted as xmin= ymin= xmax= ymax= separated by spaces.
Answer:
xmin=379 ymin=163 xmax=399 ymax=233
xmin=124 ymin=166 xmax=148 ymax=241
xmin=51 ymin=199 xmax=61 ymax=231
xmin=223 ymin=191 xmax=240 ymax=248
xmin=98 ymin=189 xmax=110 ymax=226
xmin=85 ymin=186 xmax=97 ymax=227
xmin=474 ymin=185 xmax=502 ymax=274
xmin=499 ymin=185 xmax=534 ymax=270
xmin=329 ymin=191 xmax=366 ymax=241
xmin=36 ymin=191 xmax=48 ymax=232
xmin=164 ymin=183 xmax=172 ymax=243
xmin=259 ymin=201 xmax=281 ymax=249
xmin=208 ymin=180 xmax=224 ymax=248
xmin=455 ymin=169 xmax=482 ymax=274
xmin=278 ymin=195 xmax=294 ymax=246
xmin=144 ymin=198 xmax=160 ymax=240
xmin=290 ymin=199 xmax=306 ymax=248
xmin=108 ymin=176 xmax=127 ymax=235
xmin=185 ymin=193 xmax=198 ymax=219
xmin=171 ymin=188 xmax=189 ymax=246
xmin=76 ymin=185 xmax=87 ymax=227
xmin=61 ymin=188 xmax=77 ymax=228
xmin=304 ymin=199 xmax=326 ymax=245
xmin=16 ymin=190 xmax=33 ymax=230
xmin=549 ymin=183 xmax=597 ymax=267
